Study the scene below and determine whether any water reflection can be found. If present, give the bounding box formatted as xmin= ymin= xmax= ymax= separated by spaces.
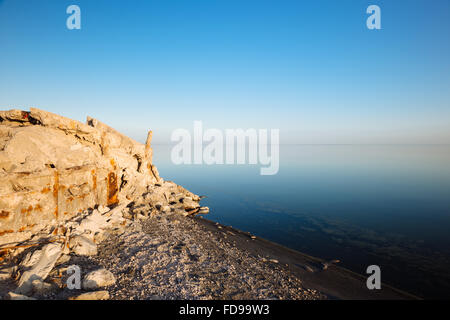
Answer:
xmin=153 ymin=145 xmax=450 ymax=298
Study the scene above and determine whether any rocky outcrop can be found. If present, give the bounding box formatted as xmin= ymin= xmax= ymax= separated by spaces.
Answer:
xmin=0 ymin=108 xmax=207 ymax=246
xmin=0 ymin=108 xmax=163 ymax=247
xmin=0 ymin=108 xmax=208 ymax=299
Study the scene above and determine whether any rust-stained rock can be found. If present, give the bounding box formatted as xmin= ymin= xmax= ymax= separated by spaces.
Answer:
xmin=0 ymin=108 xmax=207 ymax=300
xmin=0 ymin=108 xmax=162 ymax=246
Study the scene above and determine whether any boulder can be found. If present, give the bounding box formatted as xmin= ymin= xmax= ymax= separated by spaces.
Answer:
xmin=181 ymin=197 xmax=200 ymax=211
xmin=16 ymin=243 xmax=62 ymax=295
xmin=82 ymin=268 xmax=116 ymax=290
xmin=198 ymin=207 xmax=210 ymax=215
xmin=69 ymin=235 xmax=98 ymax=256
xmin=0 ymin=108 xmax=161 ymax=246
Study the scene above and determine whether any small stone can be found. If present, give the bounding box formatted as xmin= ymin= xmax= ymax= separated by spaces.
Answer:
xmin=305 ymin=265 xmax=315 ymax=273
xmin=6 ymin=292 xmax=37 ymax=300
xmin=269 ymin=259 xmax=279 ymax=264
xmin=69 ymin=235 xmax=98 ymax=256
xmin=157 ymin=244 xmax=168 ymax=252
xmin=149 ymin=239 xmax=160 ymax=246
xmin=69 ymin=290 xmax=110 ymax=300
xmin=82 ymin=268 xmax=116 ymax=290
xmin=198 ymin=207 xmax=209 ymax=214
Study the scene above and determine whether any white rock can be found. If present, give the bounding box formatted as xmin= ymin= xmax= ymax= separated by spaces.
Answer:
xmin=182 ymin=197 xmax=200 ymax=211
xmin=69 ymin=290 xmax=110 ymax=300
xmin=16 ymin=243 xmax=62 ymax=295
xmin=269 ymin=259 xmax=279 ymax=264
xmin=198 ymin=207 xmax=210 ymax=214
xmin=74 ymin=203 xmax=127 ymax=237
xmin=69 ymin=235 xmax=98 ymax=256
xmin=6 ymin=292 xmax=37 ymax=300
xmin=82 ymin=268 xmax=116 ymax=290
xmin=20 ymin=249 xmax=43 ymax=268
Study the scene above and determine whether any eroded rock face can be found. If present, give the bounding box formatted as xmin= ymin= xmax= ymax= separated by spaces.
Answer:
xmin=0 ymin=108 xmax=196 ymax=248
xmin=0 ymin=108 xmax=206 ymax=299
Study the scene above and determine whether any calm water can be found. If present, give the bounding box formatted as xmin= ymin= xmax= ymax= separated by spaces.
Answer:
xmin=153 ymin=145 xmax=450 ymax=299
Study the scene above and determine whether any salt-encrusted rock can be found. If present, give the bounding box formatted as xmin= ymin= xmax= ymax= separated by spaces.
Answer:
xmin=69 ymin=235 xmax=98 ymax=256
xmin=82 ymin=268 xmax=116 ymax=290
xmin=126 ymin=180 xmax=202 ymax=218
xmin=69 ymin=204 xmax=127 ymax=242
xmin=6 ymin=292 xmax=37 ymax=300
xmin=69 ymin=290 xmax=110 ymax=300
xmin=182 ymin=197 xmax=200 ymax=211
xmin=198 ymin=207 xmax=210 ymax=214
xmin=16 ymin=243 xmax=62 ymax=295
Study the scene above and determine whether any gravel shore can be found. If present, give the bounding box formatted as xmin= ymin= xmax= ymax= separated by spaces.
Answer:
xmin=89 ymin=212 xmax=325 ymax=300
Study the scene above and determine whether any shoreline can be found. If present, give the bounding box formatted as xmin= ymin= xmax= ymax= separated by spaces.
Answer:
xmin=192 ymin=216 xmax=418 ymax=300
xmin=0 ymin=201 xmax=418 ymax=300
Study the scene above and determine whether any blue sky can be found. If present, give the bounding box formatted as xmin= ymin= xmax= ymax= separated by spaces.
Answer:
xmin=0 ymin=0 xmax=449 ymax=144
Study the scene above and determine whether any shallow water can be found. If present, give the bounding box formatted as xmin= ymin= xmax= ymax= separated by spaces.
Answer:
xmin=153 ymin=145 xmax=450 ymax=299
